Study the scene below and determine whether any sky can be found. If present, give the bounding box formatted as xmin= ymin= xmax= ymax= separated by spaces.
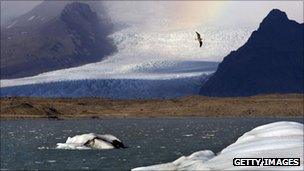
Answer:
xmin=1 ymin=1 xmax=303 ymax=29
xmin=1 ymin=1 xmax=42 ymax=25
xmin=104 ymin=1 xmax=303 ymax=30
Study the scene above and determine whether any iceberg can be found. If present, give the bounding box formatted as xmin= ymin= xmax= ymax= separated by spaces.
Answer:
xmin=56 ymin=133 xmax=126 ymax=150
xmin=132 ymin=121 xmax=303 ymax=170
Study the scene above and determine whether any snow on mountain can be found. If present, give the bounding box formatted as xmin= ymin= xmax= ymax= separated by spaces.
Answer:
xmin=5 ymin=20 xmax=18 ymax=29
xmin=27 ymin=15 xmax=35 ymax=21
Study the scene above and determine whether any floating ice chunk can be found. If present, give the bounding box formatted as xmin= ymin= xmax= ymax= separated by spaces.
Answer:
xmin=132 ymin=121 xmax=303 ymax=171
xmin=56 ymin=133 xmax=126 ymax=150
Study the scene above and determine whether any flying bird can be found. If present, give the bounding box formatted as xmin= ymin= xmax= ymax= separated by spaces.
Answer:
xmin=195 ymin=31 xmax=203 ymax=47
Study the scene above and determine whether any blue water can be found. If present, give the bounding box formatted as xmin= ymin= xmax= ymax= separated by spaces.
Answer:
xmin=1 ymin=117 xmax=303 ymax=170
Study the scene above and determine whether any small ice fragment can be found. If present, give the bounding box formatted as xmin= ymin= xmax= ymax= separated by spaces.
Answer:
xmin=46 ymin=160 xmax=56 ymax=163
xmin=183 ymin=134 xmax=193 ymax=137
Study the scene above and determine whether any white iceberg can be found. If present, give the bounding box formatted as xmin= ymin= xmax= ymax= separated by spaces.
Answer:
xmin=132 ymin=121 xmax=303 ymax=171
xmin=56 ymin=133 xmax=126 ymax=150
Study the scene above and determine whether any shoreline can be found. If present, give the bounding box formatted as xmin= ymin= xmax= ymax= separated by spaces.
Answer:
xmin=1 ymin=116 xmax=303 ymax=121
xmin=1 ymin=94 xmax=303 ymax=120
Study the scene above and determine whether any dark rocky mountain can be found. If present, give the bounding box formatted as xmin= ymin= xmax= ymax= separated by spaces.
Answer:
xmin=1 ymin=1 xmax=116 ymax=79
xmin=200 ymin=9 xmax=303 ymax=96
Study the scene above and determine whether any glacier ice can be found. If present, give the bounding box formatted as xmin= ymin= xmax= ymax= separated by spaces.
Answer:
xmin=1 ymin=24 xmax=252 ymax=88
xmin=0 ymin=74 xmax=210 ymax=99
xmin=0 ymin=24 xmax=254 ymax=99
xmin=132 ymin=121 xmax=304 ymax=171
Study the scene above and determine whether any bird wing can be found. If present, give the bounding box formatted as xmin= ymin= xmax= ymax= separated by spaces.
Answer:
xmin=196 ymin=32 xmax=201 ymax=39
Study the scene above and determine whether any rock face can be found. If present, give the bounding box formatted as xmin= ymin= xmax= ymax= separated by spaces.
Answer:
xmin=200 ymin=9 xmax=303 ymax=97
xmin=1 ymin=1 xmax=116 ymax=79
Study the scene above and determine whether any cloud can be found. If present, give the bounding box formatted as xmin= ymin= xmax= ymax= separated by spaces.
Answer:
xmin=103 ymin=1 xmax=302 ymax=31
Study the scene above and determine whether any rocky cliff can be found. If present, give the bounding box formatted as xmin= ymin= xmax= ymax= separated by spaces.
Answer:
xmin=200 ymin=9 xmax=303 ymax=96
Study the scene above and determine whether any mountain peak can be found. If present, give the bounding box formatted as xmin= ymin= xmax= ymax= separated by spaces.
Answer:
xmin=61 ymin=2 xmax=94 ymax=18
xmin=199 ymin=9 xmax=303 ymax=97
xmin=245 ymin=8 xmax=302 ymax=50
xmin=64 ymin=1 xmax=91 ymax=11
xmin=1 ymin=1 xmax=116 ymax=79
xmin=260 ymin=9 xmax=289 ymax=26
xmin=267 ymin=9 xmax=288 ymax=18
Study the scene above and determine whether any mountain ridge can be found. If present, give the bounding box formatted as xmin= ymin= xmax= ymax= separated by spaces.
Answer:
xmin=199 ymin=9 xmax=304 ymax=97
xmin=1 ymin=1 xmax=116 ymax=79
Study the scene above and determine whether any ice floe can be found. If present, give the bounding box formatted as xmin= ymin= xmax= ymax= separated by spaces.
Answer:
xmin=132 ymin=121 xmax=303 ymax=170
xmin=56 ymin=133 xmax=126 ymax=150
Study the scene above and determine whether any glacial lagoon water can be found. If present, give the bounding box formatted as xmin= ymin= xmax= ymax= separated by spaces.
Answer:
xmin=1 ymin=117 xmax=303 ymax=170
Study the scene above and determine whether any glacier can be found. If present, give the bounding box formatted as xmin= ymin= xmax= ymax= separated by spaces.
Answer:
xmin=0 ymin=25 xmax=254 ymax=99
xmin=0 ymin=74 xmax=210 ymax=99
xmin=132 ymin=121 xmax=304 ymax=171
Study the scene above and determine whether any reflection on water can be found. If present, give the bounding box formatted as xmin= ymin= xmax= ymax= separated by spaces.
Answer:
xmin=1 ymin=117 xmax=302 ymax=170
